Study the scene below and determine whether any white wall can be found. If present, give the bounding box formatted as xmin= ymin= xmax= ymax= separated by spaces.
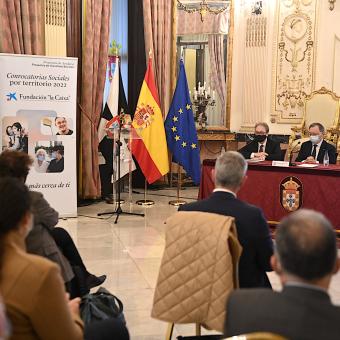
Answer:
xmin=314 ymin=0 xmax=340 ymax=93
xmin=230 ymin=0 xmax=340 ymax=135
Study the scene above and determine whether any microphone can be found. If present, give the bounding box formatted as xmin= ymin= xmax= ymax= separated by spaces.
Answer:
xmin=289 ymin=140 xmax=301 ymax=166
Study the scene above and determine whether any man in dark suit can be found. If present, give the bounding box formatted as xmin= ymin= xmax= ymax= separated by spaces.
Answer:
xmin=225 ymin=209 xmax=340 ymax=339
xmin=295 ymin=122 xmax=337 ymax=164
xmin=179 ymin=151 xmax=273 ymax=288
xmin=239 ymin=122 xmax=282 ymax=161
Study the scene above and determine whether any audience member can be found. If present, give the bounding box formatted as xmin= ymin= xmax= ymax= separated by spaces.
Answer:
xmin=295 ymin=122 xmax=336 ymax=164
xmin=0 ymin=177 xmax=83 ymax=339
xmin=0 ymin=150 xmax=106 ymax=298
xmin=238 ymin=122 xmax=282 ymax=161
xmin=0 ymin=178 xmax=130 ymax=340
xmin=179 ymin=151 xmax=273 ymax=288
xmin=225 ymin=209 xmax=340 ymax=339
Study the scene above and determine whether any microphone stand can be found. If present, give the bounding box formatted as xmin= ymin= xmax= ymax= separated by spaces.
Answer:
xmin=98 ymin=111 xmax=144 ymax=223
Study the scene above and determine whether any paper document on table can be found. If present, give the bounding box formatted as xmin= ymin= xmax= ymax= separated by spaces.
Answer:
xmin=297 ymin=163 xmax=319 ymax=168
xmin=247 ymin=158 xmax=265 ymax=163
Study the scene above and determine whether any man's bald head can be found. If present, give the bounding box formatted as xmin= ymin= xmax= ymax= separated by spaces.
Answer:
xmin=276 ymin=209 xmax=337 ymax=281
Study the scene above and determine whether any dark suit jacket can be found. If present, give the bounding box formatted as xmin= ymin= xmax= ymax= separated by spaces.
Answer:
xmin=295 ymin=139 xmax=337 ymax=164
xmin=179 ymin=192 xmax=273 ymax=288
xmin=239 ymin=137 xmax=282 ymax=161
xmin=225 ymin=285 xmax=340 ymax=340
xmin=26 ymin=191 xmax=74 ymax=283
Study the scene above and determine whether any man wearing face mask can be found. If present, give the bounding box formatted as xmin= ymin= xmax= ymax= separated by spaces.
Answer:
xmin=239 ymin=122 xmax=282 ymax=161
xmin=295 ymin=122 xmax=337 ymax=164
xmin=47 ymin=145 xmax=65 ymax=173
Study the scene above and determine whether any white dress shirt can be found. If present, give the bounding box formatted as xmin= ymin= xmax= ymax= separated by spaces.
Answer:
xmin=213 ymin=188 xmax=237 ymax=198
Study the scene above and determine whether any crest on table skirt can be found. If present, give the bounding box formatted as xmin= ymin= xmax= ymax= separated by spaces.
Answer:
xmin=280 ymin=176 xmax=303 ymax=212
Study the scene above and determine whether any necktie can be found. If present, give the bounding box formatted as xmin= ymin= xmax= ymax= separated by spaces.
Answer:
xmin=311 ymin=144 xmax=317 ymax=159
xmin=259 ymin=144 xmax=264 ymax=153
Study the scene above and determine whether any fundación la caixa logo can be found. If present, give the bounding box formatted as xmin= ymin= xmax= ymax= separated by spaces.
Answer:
xmin=6 ymin=92 xmax=17 ymax=101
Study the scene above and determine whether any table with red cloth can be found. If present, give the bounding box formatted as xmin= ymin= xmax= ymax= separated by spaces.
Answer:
xmin=199 ymin=159 xmax=340 ymax=230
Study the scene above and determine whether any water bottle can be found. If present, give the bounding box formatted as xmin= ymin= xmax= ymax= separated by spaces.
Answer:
xmin=323 ymin=150 xmax=329 ymax=166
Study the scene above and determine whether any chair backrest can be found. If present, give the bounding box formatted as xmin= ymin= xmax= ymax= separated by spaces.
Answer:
xmin=280 ymin=149 xmax=286 ymax=161
xmin=151 ymin=211 xmax=242 ymax=333
xmin=303 ymin=87 xmax=340 ymax=134
xmin=224 ymin=332 xmax=287 ymax=340
xmin=289 ymin=87 xmax=340 ymax=159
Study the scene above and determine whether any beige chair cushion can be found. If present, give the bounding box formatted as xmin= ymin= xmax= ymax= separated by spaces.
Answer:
xmin=151 ymin=211 xmax=242 ymax=332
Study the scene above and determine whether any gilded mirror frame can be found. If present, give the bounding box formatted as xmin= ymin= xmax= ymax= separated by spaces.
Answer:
xmin=170 ymin=0 xmax=234 ymax=131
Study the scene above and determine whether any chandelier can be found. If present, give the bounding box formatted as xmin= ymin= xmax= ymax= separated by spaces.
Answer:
xmin=177 ymin=0 xmax=230 ymax=22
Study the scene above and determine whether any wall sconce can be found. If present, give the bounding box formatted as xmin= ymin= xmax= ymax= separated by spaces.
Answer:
xmin=329 ymin=0 xmax=336 ymax=10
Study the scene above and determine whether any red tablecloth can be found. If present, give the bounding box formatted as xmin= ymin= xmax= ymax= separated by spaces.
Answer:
xmin=199 ymin=160 xmax=340 ymax=229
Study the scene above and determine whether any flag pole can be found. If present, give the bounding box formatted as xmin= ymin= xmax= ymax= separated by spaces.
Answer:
xmin=169 ymin=164 xmax=187 ymax=206
xmin=136 ymin=179 xmax=155 ymax=206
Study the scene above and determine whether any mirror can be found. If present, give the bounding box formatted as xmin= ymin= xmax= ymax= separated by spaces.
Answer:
xmin=175 ymin=0 xmax=232 ymax=130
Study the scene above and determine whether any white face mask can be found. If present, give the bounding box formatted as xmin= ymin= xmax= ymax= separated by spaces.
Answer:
xmin=310 ymin=135 xmax=320 ymax=144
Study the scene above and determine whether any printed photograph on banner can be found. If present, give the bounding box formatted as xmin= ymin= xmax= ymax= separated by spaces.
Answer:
xmin=41 ymin=116 xmax=73 ymax=136
xmin=1 ymin=116 xmax=28 ymax=153
xmin=33 ymin=141 xmax=64 ymax=173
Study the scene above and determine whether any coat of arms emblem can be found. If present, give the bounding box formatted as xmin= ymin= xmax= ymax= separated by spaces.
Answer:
xmin=134 ymin=104 xmax=155 ymax=130
xmin=280 ymin=176 xmax=303 ymax=212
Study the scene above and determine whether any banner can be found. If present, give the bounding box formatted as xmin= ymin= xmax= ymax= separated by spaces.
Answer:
xmin=0 ymin=54 xmax=78 ymax=217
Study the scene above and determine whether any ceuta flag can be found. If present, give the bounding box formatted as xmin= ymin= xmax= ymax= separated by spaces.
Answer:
xmin=131 ymin=58 xmax=169 ymax=184
xmin=98 ymin=57 xmax=135 ymax=180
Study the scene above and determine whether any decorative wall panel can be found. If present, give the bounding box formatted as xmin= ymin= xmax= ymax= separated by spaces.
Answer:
xmin=272 ymin=0 xmax=318 ymax=124
xmin=241 ymin=1 xmax=268 ymax=131
xmin=45 ymin=0 xmax=67 ymax=56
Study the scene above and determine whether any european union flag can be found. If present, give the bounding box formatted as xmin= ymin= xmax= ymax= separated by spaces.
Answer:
xmin=165 ymin=60 xmax=201 ymax=185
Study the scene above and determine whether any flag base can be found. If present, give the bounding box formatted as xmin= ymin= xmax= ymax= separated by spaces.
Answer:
xmin=169 ymin=199 xmax=187 ymax=206
xmin=136 ymin=199 xmax=155 ymax=206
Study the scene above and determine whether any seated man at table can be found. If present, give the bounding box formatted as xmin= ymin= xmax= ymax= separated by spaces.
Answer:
xmin=179 ymin=151 xmax=273 ymax=288
xmin=238 ymin=122 xmax=282 ymax=161
xmin=295 ymin=122 xmax=337 ymax=164
xmin=225 ymin=209 xmax=340 ymax=339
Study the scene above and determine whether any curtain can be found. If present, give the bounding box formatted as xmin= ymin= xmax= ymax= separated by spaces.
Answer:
xmin=177 ymin=10 xmax=229 ymax=35
xmin=0 ymin=0 xmax=44 ymax=54
xmin=208 ymin=35 xmax=226 ymax=126
xmin=79 ymin=0 xmax=111 ymax=198
xmin=143 ymin=0 xmax=172 ymax=116
xmin=66 ymin=0 xmax=82 ymax=195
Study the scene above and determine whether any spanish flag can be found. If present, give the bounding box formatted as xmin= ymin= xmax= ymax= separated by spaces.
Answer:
xmin=131 ymin=58 xmax=169 ymax=184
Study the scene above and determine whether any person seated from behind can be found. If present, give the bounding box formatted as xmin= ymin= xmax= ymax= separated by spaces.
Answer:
xmin=47 ymin=145 xmax=65 ymax=173
xmin=55 ymin=116 xmax=73 ymax=135
xmin=0 ymin=178 xmax=130 ymax=340
xmin=239 ymin=122 xmax=282 ymax=161
xmin=225 ymin=209 xmax=340 ymax=339
xmin=179 ymin=151 xmax=273 ymax=288
xmin=295 ymin=122 xmax=337 ymax=164
xmin=0 ymin=150 xmax=106 ymax=298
